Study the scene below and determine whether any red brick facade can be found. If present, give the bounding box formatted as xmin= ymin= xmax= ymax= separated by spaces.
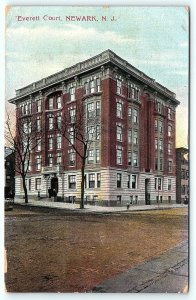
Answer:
xmin=10 ymin=50 xmax=179 ymax=204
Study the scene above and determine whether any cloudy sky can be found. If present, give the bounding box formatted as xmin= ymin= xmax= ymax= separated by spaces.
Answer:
xmin=5 ymin=6 xmax=189 ymax=147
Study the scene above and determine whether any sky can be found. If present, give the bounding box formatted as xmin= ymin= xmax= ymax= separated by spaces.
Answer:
xmin=5 ymin=6 xmax=189 ymax=147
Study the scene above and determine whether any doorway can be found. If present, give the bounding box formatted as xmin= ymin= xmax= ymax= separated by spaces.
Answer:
xmin=145 ymin=179 xmax=150 ymax=205
xmin=50 ymin=177 xmax=58 ymax=196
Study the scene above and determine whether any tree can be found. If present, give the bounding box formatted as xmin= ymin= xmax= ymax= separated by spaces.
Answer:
xmin=5 ymin=107 xmax=43 ymax=203
xmin=59 ymin=102 xmax=100 ymax=209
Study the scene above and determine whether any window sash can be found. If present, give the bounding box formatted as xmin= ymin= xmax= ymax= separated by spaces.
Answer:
xmin=70 ymin=87 xmax=76 ymax=101
xmin=117 ymin=126 xmax=123 ymax=141
xmin=57 ymin=96 xmax=62 ymax=109
xmin=117 ymin=102 xmax=122 ymax=118
xmin=117 ymin=149 xmax=122 ymax=164
xmin=49 ymin=98 xmax=53 ymax=110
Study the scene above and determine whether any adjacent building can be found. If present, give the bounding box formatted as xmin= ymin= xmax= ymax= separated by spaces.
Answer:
xmin=176 ymin=147 xmax=189 ymax=204
xmin=9 ymin=50 xmax=180 ymax=206
xmin=4 ymin=147 xmax=15 ymax=198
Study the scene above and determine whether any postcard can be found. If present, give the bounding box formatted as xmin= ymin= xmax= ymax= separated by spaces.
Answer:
xmin=4 ymin=6 xmax=189 ymax=293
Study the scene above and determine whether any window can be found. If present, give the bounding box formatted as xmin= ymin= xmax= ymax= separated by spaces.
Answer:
xmin=57 ymin=115 xmax=62 ymax=129
xmin=116 ymin=102 xmax=123 ymax=118
xmin=23 ymin=121 xmax=31 ymax=134
xmin=36 ymin=156 xmax=41 ymax=170
xmin=57 ymin=135 xmax=62 ymax=149
xmin=97 ymin=173 xmax=101 ymax=188
xmin=57 ymin=153 xmax=62 ymax=165
xmin=117 ymin=125 xmax=123 ymax=141
xmin=117 ymin=79 xmax=122 ymax=94
xmin=127 ymin=175 xmax=130 ymax=188
xmin=168 ymin=125 xmax=172 ymax=137
xmin=37 ymin=138 xmax=41 ymax=152
xmin=37 ymin=118 xmax=41 ymax=131
xmin=135 ymin=195 xmax=138 ymax=204
xmin=128 ymin=107 xmax=132 ymax=119
xmin=168 ymin=160 xmax=172 ymax=173
xmin=130 ymin=195 xmax=133 ymax=204
xmin=69 ymin=175 xmax=76 ymax=189
xmin=69 ymin=109 xmax=76 ymax=123
xmin=155 ymin=177 xmax=162 ymax=190
xmin=88 ymin=149 xmax=94 ymax=164
xmin=96 ymin=125 xmax=100 ymax=140
xmin=155 ymin=138 xmax=158 ymax=150
xmin=88 ymin=126 xmax=95 ymax=140
xmin=69 ymin=127 xmax=75 ymax=144
xmin=24 ymin=102 xmax=31 ymax=115
xmin=133 ymin=130 xmax=138 ymax=145
xmin=155 ymin=119 xmax=158 ymax=131
xmin=85 ymin=78 xmax=101 ymax=94
xmin=70 ymin=87 xmax=76 ymax=101
xmin=49 ymin=97 xmax=53 ymax=110
xmin=132 ymin=87 xmax=138 ymax=100
xmin=131 ymin=175 xmax=137 ymax=189
xmin=85 ymin=82 xmax=90 ymax=94
xmin=24 ymin=159 xmax=29 ymax=173
xmin=35 ymin=178 xmax=41 ymax=190
xmin=96 ymin=101 xmax=101 ymax=116
xmin=90 ymin=80 xmax=95 ymax=93
xmin=116 ymin=146 xmax=123 ymax=164
xmin=96 ymin=149 xmax=100 ymax=163
xmin=159 ymin=139 xmax=163 ymax=152
xmin=157 ymin=102 xmax=161 ymax=113
xmin=29 ymin=179 xmax=31 ymax=191
xmin=128 ymin=130 xmax=132 ymax=143
xmin=128 ymin=152 xmax=132 ymax=165
xmin=87 ymin=102 xmax=94 ymax=118
xmin=168 ymin=108 xmax=172 ymax=119
xmin=117 ymin=173 xmax=122 ymax=188
xmin=133 ymin=152 xmax=138 ymax=167
xmin=57 ymin=96 xmax=62 ymax=109
xmin=133 ymin=109 xmax=138 ymax=123
xmin=69 ymin=150 xmax=75 ymax=166
xmin=37 ymin=100 xmax=41 ymax=112
xmin=97 ymin=78 xmax=101 ymax=92
xmin=49 ymin=117 xmax=54 ymax=130
xmin=89 ymin=174 xmax=95 ymax=188
xmin=168 ymin=143 xmax=172 ymax=155
xmin=48 ymin=137 xmax=53 ymax=150
xmin=168 ymin=179 xmax=172 ymax=191
xmin=48 ymin=154 xmax=53 ymax=166
xmin=128 ymin=85 xmax=132 ymax=98
xmin=159 ymin=120 xmax=163 ymax=133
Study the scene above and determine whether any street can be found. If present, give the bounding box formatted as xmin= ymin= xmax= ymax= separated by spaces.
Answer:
xmin=5 ymin=206 xmax=188 ymax=292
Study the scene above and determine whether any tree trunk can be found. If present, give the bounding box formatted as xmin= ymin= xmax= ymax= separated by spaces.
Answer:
xmin=80 ymin=161 xmax=85 ymax=209
xmin=22 ymin=175 xmax=28 ymax=204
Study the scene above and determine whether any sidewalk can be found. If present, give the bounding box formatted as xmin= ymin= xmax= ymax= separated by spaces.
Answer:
xmin=90 ymin=240 xmax=188 ymax=293
xmin=14 ymin=198 xmax=187 ymax=213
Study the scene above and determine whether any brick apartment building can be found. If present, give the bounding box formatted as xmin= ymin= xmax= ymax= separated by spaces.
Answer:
xmin=9 ymin=50 xmax=179 ymax=206
xmin=176 ymin=147 xmax=189 ymax=204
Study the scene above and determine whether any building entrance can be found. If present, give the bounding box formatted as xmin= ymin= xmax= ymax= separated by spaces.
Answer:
xmin=50 ymin=177 xmax=58 ymax=197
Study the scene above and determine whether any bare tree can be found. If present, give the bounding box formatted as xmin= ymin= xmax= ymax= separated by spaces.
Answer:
xmin=59 ymin=102 xmax=101 ymax=209
xmin=5 ymin=107 xmax=43 ymax=203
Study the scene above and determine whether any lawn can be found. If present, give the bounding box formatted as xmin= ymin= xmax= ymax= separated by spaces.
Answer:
xmin=5 ymin=207 xmax=188 ymax=292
